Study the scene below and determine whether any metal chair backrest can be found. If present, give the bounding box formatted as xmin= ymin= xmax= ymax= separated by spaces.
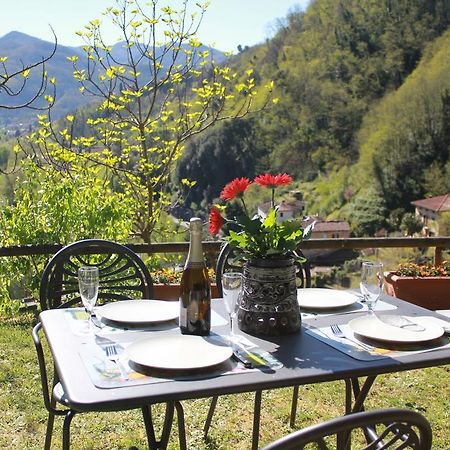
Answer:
xmin=215 ymin=243 xmax=311 ymax=296
xmin=39 ymin=239 xmax=153 ymax=310
xmin=262 ymin=408 xmax=433 ymax=450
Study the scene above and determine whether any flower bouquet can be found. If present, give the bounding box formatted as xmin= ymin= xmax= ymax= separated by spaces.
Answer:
xmin=208 ymin=173 xmax=313 ymax=262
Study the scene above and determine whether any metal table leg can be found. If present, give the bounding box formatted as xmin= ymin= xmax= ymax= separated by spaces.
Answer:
xmin=142 ymin=401 xmax=187 ymax=450
xmin=252 ymin=390 xmax=263 ymax=450
xmin=142 ymin=405 xmax=158 ymax=449
xmin=203 ymin=396 xmax=218 ymax=438
xmin=351 ymin=376 xmax=377 ymax=413
xmin=290 ymin=386 xmax=299 ymax=427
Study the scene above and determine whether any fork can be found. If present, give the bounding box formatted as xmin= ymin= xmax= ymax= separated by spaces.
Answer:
xmin=330 ymin=324 xmax=374 ymax=352
xmin=105 ymin=345 xmax=129 ymax=380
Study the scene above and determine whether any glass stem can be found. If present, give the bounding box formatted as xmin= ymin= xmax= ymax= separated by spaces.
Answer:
xmin=229 ymin=312 xmax=237 ymax=348
xmin=86 ymin=307 xmax=93 ymax=333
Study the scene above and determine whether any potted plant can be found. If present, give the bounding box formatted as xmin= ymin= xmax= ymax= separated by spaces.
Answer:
xmin=209 ymin=173 xmax=313 ymax=335
xmin=384 ymin=261 xmax=450 ymax=310
xmin=152 ymin=268 xmax=219 ymax=300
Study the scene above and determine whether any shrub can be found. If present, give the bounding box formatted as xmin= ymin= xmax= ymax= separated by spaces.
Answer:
xmin=394 ymin=261 xmax=450 ymax=277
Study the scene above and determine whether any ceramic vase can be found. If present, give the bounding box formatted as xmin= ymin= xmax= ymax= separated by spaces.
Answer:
xmin=237 ymin=257 xmax=301 ymax=336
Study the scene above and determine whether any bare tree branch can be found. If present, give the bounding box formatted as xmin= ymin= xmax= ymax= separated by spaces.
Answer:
xmin=0 ymin=28 xmax=57 ymax=110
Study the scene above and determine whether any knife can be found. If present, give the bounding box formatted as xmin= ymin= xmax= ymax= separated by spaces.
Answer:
xmin=233 ymin=343 xmax=267 ymax=367
xmin=232 ymin=351 xmax=253 ymax=368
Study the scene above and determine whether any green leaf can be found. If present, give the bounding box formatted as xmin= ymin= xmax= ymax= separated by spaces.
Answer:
xmin=236 ymin=215 xmax=262 ymax=234
xmin=263 ymin=209 xmax=277 ymax=229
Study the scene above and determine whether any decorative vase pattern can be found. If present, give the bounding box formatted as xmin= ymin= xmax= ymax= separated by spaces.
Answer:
xmin=237 ymin=258 xmax=301 ymax=336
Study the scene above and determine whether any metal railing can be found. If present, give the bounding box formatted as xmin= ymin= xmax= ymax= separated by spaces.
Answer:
xmin=1 ymin=237 xmax=449 ymax=264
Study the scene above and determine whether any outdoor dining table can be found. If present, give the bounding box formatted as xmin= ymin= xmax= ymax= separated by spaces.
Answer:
xmin=38 ymin=293 xmax=450 ymax=449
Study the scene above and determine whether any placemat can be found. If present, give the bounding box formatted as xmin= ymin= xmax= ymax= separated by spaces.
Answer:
xmin=66 ymin=307 xmax=228 ymax=336
xmin=80 ymin=334 xmax=283 ymax=389
xmin=305 ymin=319 xmax=450 ymax=362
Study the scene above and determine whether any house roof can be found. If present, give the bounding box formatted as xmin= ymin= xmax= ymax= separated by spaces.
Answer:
xmin=302 ymin=216 xmax=350 ymax=232
xmin=411 ymin=194 xmax=450 ymax=212
xmin=312 ymin=221 xmax=350 ymax=232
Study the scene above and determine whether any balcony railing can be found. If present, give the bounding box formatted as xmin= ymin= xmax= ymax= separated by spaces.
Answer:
xmin=1 ymin=236 xmax=449 ymax=264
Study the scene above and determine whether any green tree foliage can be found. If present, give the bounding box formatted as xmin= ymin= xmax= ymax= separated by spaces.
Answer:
xmin=23 ymin=0 xmax=273 ymax=243
xmin=438 ymin=211 xmax=450 ymax=235
xmin=255 ymin=0 xmax=450 ymax=177
xmin=0 ymin=159 xmax=134 ymax=314
xmin=347 ymin=188 xmax=387 ymax=237
xmin=423 ymin=160 xmax=450 ymax=198
xmin=400 ymin=212 xmax=423 ymax=236
xmin=174 ymin=118 xmax=267 ymax=213
xmin=352 ymin=28 xmax=450 ymax=214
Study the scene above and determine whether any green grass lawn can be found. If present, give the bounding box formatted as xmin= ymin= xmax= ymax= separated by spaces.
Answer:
xmin=1 ymin=314 xmax=449 ymax=449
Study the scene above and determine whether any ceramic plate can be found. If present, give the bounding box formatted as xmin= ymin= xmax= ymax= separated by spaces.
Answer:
xmin=126 ymin=335 xmax=233 ymax=371
xmin=297 ymin=288 xmax=358 ymax=310
xmin=348 ymin=315 xmax=444 ymax=344
xmin=98 ymin=300 xmax=178 ymax=325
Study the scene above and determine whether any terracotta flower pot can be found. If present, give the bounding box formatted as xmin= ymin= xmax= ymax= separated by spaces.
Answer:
xmin=384 ymin=271 xmax=450 ymax=310
xmin=153 ymin=283 xmax=219 ymax=301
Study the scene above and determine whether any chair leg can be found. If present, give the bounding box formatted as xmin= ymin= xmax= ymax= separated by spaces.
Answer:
xmin=203 ymin=395 xmax=219 ymax=438
xmin=344 ymin=379 xmax=352 ymax=414
xmin=141 ymin=405 xmax=157 ymax=449
xmin=62 ymin=410 xmax=76 ymax=450
xmin=252 ymin=390 xmax=263 ymax=450
xmin=44 ymin=411 xmax=55 ymax=450
xmin=290 ymin=386 xmax=299 ymax=427
xmin=174 ymin=401 xmax=187 ymax=450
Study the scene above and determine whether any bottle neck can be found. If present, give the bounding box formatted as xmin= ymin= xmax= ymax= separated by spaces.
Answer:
xmin=186 ymin=229 xmax=204 ymax=266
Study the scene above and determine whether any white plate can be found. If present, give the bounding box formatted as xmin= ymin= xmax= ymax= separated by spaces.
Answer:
xmin=348 ymin=315 xmax=444 ymax=344
xmin=297 ymin=288 xmax=358 ymax=310
xmin=126 ymin=335 xmax=233 ymax=371
xmin=98 ymin=300 xmax=178 ymax=325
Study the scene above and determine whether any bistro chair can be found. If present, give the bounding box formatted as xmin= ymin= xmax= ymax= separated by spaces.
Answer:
xmin=261 ymin=408 xmax=433 ymax=450
xmin=204 ymin=242 xmax=311 ymax=443
xmin=33 ymin=239 xmax=186 ymax=450
xmin=39 ymin=238 xmax=154 ymax=310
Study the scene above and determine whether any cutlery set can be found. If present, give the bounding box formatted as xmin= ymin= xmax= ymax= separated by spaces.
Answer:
xmin=104 ymin=343 xmax=129 ymax=380
xmin=330 ymin=324 xmax=374 ymax=352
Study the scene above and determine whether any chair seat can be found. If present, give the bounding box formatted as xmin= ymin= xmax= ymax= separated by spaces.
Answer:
xmin=53 ymin=382 xmax=70 ymax=406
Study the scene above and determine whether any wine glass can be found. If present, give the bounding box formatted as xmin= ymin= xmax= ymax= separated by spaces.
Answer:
xmin=222 ymin=272 xmax=242 ymax=345
xmin=78 ymin=266 xmax=99 ymax=334
xmin=360 ymin=261 xmax=384 ymax=315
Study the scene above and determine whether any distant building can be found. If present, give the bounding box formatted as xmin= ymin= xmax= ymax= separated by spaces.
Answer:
xmin=258 ymin=199 xmax=305 ymax=222
xmin=411 ymin=194 xmax=450 ymax=235
xmin=302 ymin=215 xmax=351 ymax=239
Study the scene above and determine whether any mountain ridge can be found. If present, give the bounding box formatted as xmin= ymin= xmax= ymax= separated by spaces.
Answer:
xmin=0 ymin=31 xmax=225 ymax=128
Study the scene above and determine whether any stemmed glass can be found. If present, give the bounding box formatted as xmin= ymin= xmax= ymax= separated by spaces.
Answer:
xmin=360 ymin=261 xmax=384 ymax=315
xmin=222 ymin=272 xmax=242 ymax=346
xmin=78 ymin=266 xmax=99 ymax=334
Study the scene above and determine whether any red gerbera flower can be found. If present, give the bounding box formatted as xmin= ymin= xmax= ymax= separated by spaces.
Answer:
xmin=220 ymin=177 xmax=252 ymax=201
xmin=254 ymin=173 xmax=293 ymax=188
xmin=208 ymin=206 xmax=225 ymax=235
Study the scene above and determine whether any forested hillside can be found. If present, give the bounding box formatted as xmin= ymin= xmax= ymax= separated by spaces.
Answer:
xmin=339 ymin=28 xmax=450 ymax=234
xmin=176 ymin=0 xmax=450 ymax=234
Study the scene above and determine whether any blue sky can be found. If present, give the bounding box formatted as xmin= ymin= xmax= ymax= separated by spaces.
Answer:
xmin=0 ymin=0 xmax=310 ymax=52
